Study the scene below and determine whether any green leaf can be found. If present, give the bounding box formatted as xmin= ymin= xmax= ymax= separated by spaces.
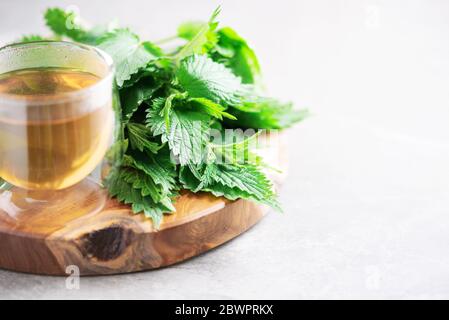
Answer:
xmin=214 ymin=27 xmax=261 ymax=84
xmin=229 ymin=46 xmax=260 ymax=84
xmin=123 ymin=167 xmax=161 ymax=201
xmin=177 ymin=21 xmax=206 ymax=40
xmin=44 ymin=7 xmax=104 ymax=44
xmin=120 ymin=63 xmax=170 ymax=88
xmin=161 ymin=93 xmax=177 ymax=130
xmin=180 ymin=163 xmax=279 ymax=209
xmin=106 ymin=139 xmax=128 ymax=165
xmin=179 ymin=166 xmax=201 ymax=190
xmin=189 ymin=97 xmax=236 ymax=120
xmin=127 ymin=122 xmax=162 ymax=153
xmin=142 ymin=41 xmax=164 ymax=57
xmin=123 ymin=149 xmax=178 ymax=206
xmin=228 ymin=99 xmax=309 ymax=129
xmin=208 ymin=163 xmax=275 ymax=199
xmin=129 ymin=149 xmax=177 ymax=195
xmin=212 ymin=131 xmax=263 ymax=165
xmin=147 ymin=100 xmax=210 ymax=165
xmin=18 ymin=35 xmax=47 ymax=43
xmin=105 ymin=167 xmax=175 ymax=227
xmin=120 ymin=77 xmax=161 ymax=120
xmin=177 ymin=54 xmax=247 ymax=105
xmin=174 ymin=7 xmax=220 ymax=61
xmin=98 ymin=29 xmax=156 ymax=87
xmin=45 ymin=8 xmax=85 ymax=39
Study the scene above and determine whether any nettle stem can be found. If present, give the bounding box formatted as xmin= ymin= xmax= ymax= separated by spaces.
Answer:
xmin=154 ymin=35 xmax=179 ymax=45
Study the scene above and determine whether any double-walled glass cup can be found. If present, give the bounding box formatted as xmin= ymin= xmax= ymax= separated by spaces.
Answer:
xmin=0 ymin=41 xmax=114 ymax=217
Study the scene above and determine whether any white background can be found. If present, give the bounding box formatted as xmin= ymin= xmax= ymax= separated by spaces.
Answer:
xmin=0 ymin=0 xmax=449 ymax=299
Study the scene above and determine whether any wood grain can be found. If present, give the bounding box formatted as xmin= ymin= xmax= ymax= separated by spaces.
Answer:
xmin=0 ymin=132 xmax=287 ymax=275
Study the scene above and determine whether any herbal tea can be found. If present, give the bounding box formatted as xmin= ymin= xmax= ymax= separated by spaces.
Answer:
xmin=0 ymin=67 xmax=113 ymax=190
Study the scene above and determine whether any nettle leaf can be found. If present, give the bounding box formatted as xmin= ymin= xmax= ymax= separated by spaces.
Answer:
xmin=180 ymin=163 xmax=279 ymax=209
xmin=177 ymin=21 xmax=206 ymax=40
xmin=18 ymin=34 xmax=47 ymax=43
xmin=123 ymin=168 xmax=161 ymax=201
xmin=209 ymin=163 xmax=275 ymax=199
xmin=178 ymin=166 xmax=201 ymax=190
xmin=120 ymin=77 xmax=161 ymax=120
xmin=174 ymin=7 xmax=220 ymax=61
xmin=44 ymin=7 xmax=106 ymax=44
xmin=212 ymin=132 xmax=263 ymax=165
xmin=161 ymin=93 xmax=181 ymax=130
xmin=106 ymin=139 xmax=128 ymax=165
xmin=120 ymin=62 xmax=172 ymax=89
xmin=98 ymin=29 xmax=156 ymax=86
xmin=127 ymin=122 xmax=162 ymax=153
xmin=130 ymin=150 xmax=177 ymax=195
xmin=142 ymin=41 xmax=164 ymax=57
xmin=228 ymin=98 xmax=309 ymax=129
xmin=45 ymin=8 xmax=86 ymax=40
xmin=147 ymin=99 xmax=210 ymax=165
xmin=214 ymin=27 xmax=261 ymax=84
xmin=177 ymin=54 xmax=246 ymax=105
xmin=189 ymin=97 xmax=236 ymax=120
xmin=105 ymin=168 xmax=174 ymax=227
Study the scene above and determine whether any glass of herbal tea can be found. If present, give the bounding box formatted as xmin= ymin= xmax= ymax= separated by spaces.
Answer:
xmin=0 ymin=41 xmax=114 ymax=217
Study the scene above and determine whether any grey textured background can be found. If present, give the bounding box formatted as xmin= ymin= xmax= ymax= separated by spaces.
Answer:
xmin=1 ymin=0 xmax=449 ymax=299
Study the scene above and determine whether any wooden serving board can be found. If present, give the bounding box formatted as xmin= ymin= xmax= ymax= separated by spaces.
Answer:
xmin=0 ymin=133 xmax=287 ymax=276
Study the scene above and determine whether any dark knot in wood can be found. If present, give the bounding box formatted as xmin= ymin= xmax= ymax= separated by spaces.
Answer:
xmin=82 ymin=225 xmax=134 ymax=261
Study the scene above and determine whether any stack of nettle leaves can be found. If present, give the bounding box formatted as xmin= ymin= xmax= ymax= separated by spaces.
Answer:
xmin=22 ymin=7 xmax=307 ymax=227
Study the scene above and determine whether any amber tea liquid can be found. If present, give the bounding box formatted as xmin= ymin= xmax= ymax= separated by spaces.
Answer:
xmin=0 ymin=67 xmax=113 ymax=190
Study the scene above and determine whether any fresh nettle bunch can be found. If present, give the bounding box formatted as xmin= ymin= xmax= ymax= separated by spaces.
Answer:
xmin=21 ymin=7 xmax=307 ymax=227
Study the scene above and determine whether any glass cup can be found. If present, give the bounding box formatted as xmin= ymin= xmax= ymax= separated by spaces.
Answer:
xmin=0 ymin=41 xmax=115 ymax=219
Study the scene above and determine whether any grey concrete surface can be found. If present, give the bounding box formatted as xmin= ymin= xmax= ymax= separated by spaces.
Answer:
xmin=0 ymin=0 xmax=449 ymax=299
